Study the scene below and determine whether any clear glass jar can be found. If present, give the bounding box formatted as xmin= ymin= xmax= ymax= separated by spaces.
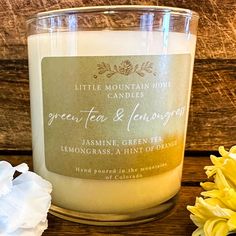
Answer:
xmin=27 ymin=5 xmax=199 ymax=225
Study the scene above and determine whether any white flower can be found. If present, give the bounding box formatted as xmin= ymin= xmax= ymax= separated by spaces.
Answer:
xmin=0 ymin=161 xmax=52 ymax=236
xmin=2 ymin=221 xmax=48 ymax=236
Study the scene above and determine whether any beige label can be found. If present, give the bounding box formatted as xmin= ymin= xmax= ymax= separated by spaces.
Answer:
xmin=41 ymin=55 xmax=191 ymax=180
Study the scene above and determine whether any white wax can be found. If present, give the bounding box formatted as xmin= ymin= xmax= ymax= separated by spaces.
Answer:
xmin=28 ymin=31 xmax=196 ymax=213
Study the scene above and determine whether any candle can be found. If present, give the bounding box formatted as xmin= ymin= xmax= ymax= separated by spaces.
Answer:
xmin=27 ymin=6 xmax=198 ymax=225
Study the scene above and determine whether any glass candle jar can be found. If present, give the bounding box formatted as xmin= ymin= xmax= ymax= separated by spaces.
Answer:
xmin=27 ymin=5 xmax=199 ymax=225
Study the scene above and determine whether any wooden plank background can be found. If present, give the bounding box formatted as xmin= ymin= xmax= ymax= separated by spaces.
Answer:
xmin=0 ymin=0 xmax=235 ymax=152
xmin=0 ymin=0 xmax=236 ymax=59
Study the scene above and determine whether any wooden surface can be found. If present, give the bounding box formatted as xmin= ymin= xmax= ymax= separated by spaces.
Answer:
xmin=0 ymin=154 xmax=211 ymax=235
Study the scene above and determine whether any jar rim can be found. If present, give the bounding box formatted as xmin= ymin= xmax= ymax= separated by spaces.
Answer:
xmin=26 ymin=5 xmax=199 ymax=24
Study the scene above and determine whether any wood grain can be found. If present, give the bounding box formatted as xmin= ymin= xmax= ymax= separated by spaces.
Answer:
xmin=0 ymin=0 xmax=235 ymax=59
xmin=187 ymin=59 xmax=236 ymax=151
xmin=0 ymin=155 xmax=33 ymax=170
xmin=159 ymin=0 xmax=236 ymax=59
xmin=0 ymin=59 xmax=235 ymax=151
xmin=0 ymin=60 xmax=31 ymax=150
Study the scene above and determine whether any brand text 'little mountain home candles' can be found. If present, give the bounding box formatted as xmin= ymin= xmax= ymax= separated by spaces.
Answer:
xmin=27 ymin=6 xmax=199 ymax=225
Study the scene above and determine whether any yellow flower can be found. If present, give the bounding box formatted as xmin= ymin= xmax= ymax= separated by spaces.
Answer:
xmin=187 ymin=197 xmax=236 ymax=236
xmin=187 ymin=146 xmax=236 ymax=236
xmin=201 ymin=169 xmax=236 ymax=211
xmin=205 ymin=146 xmax=236 ymax=189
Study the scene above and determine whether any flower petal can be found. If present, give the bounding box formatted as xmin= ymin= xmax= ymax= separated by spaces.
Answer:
xmin=188 ymin=146 xmax=236 ymax=236
xmin=0 ymin=161 xmax=14 ymax=197
xmin=14 ymin=163 xmax=29 ymax=173
xmin=204 ymin=218 xmax=228 ymax=236
xmin=227 ymin=213 xmax=236 ymax=231
xmin=1 ymin=220 xmax=48 ymax=236
xmin=192 ymin=227 xmax=204 ymax=236
xmin=0 ymin=162 xmax=52 ymax=236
